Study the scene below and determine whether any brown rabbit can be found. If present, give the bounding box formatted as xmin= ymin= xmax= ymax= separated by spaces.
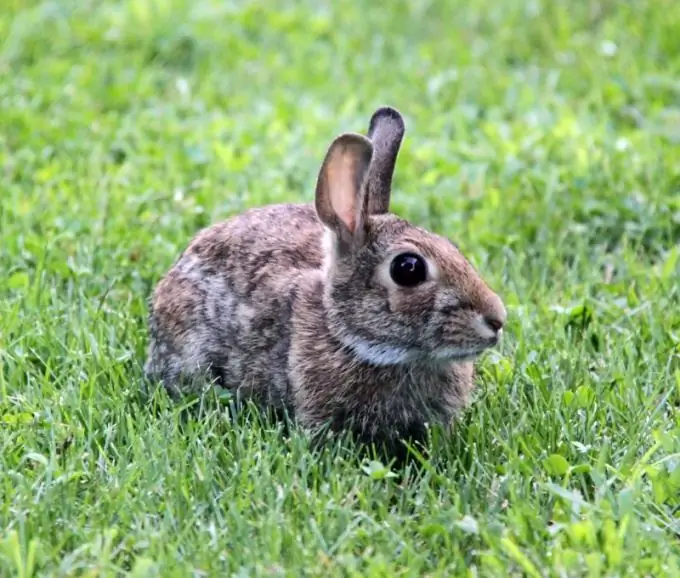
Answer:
xmin=145 ymin=106 xmax=506 ymax=457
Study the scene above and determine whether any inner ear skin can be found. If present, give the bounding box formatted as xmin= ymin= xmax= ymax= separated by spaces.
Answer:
xmin=315 ymin=133 xmax=373 ymax=252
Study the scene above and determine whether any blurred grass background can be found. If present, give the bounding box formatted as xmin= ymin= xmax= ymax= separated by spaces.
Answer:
xmin=1 ymin=0 xmax=679 ymax=575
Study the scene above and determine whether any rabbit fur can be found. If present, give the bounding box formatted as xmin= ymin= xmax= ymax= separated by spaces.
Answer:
xmin=144 ymin=106 xmax=506 ymax=455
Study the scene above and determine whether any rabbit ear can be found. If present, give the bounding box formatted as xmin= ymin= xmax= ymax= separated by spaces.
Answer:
xmin=315 ymin=133 xmax=374 ymax=251
xmin=365 ymin=106 xmax=405 ymax=215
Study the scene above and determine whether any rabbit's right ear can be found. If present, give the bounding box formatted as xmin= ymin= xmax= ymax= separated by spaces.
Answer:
xmin=315 ymin=133 xmax=374 ymax=252
xmin=365 ymin=106 xmax=405 ymax=215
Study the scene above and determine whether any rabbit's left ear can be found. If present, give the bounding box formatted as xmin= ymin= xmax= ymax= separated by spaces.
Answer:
xmin=365 ymin=106 xmax=405 ymax=215
xmin=315 ymin=133 xmax=374 ymax=252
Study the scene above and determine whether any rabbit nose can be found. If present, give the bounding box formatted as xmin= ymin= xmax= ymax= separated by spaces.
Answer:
xmin=481 ymin=293 xmax=506 ymax=334
xmin=483 ymin=314 xmax=504 ymax=333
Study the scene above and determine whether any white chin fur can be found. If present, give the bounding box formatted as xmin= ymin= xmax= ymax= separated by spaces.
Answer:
xmin=339 ymin=334 xmax=417 ymax=366
xmin=431 ymin=346 xmax=483 ymax=362
xmin=339 ymin=334 xmax=481 ymax=367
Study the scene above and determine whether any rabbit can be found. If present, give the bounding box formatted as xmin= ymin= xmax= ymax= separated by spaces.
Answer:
xmin=144 ymin=106 xmax=506 ymax=458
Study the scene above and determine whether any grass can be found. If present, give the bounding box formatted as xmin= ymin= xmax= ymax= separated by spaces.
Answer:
xmin=1 ymin=0 xmax=679 ymax=575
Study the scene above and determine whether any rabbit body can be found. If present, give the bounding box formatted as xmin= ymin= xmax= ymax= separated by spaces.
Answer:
xmin=145 ymin=203 xmax=321 ymax=409
xmin=145 ymin=107 xmax=506 ymax=452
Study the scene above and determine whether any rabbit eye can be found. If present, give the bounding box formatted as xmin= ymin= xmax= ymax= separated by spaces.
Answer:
xmin=390 ymin=253 xmax=427 ymax=287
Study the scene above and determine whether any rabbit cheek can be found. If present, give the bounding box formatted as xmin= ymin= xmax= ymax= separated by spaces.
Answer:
xmin=438 ymin=311 xmax=476 ymax=348
xmin=382 ymin=286 xmax=436 ymax=346
xmin=387 ymin=285 xmax=436 ymax=318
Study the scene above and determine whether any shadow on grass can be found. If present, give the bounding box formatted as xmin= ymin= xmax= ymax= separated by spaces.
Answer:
xmin=133 ymin=374 xmax=487 ymax=485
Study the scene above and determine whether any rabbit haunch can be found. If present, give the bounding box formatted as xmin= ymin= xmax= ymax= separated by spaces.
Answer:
xmin=144 ymin=106 xmax=506 ymax=453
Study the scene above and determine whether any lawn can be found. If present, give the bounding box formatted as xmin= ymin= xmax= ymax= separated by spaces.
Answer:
xmin=1 ymin=0 xmax=679 ymax=575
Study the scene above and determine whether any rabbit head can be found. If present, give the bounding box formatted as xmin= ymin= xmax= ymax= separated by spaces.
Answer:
xmin=314 ymin=107 xmax=506 ymax=367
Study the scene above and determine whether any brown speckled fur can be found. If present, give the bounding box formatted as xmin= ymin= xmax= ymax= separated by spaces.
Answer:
xmin=145 ymin=106 xmax=506 ymax=458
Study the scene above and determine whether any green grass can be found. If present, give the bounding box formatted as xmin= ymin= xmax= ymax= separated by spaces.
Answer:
xmin=1 ymin=0 xmax=679 ymax=575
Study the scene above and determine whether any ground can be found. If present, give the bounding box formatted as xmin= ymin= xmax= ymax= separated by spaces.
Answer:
xmin=1 ymin=0 xmax=679 ymax=576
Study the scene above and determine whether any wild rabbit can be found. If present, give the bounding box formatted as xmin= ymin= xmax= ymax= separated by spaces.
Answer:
xmin=145 ymin=106 xmax=506 ymax=457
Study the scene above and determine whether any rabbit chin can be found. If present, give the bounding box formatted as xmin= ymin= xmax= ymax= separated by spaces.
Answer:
xmin=338 ymin=333 xmax=487 ymax=367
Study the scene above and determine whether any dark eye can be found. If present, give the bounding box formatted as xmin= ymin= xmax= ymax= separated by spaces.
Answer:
xmin=389 ymin=253 xmax=428 ymax=287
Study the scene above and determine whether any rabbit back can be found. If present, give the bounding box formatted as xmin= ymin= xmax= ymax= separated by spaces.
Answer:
xmin=144 ymin=203 xmax=324 ymax=405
